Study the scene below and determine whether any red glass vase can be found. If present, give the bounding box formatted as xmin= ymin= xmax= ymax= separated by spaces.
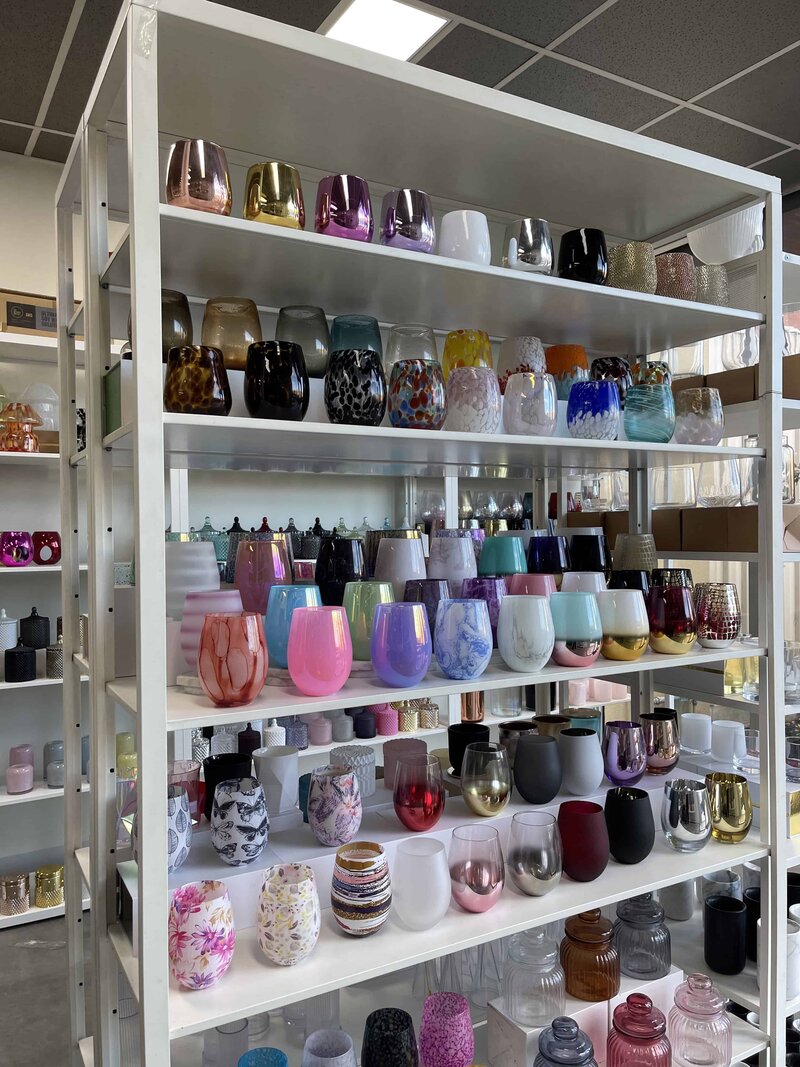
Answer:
xmin=646 ymin=585 xmax=697 ymax=655
xmin=557 ymin=800 xmax=609 ymax=881
xmin=197 ymin=611 xmax=268 ymax=707
xmin=607 ymin=993 xmax=671 ymax=1067
xmin=393 ymin=754 xmax=445 ymax=832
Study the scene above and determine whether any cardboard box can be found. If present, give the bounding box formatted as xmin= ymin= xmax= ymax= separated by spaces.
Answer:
xmin=671 ymin=374 xmax=706 ymax=397
xmin=706 ymin=365 xmax=758 ymax=406
xmin=601 ymin=510 xmax=681 ymax=552
xmin=726 ymin=505 xmax=759 ymax=553
xmin=0 ymin=289 xmax=57 ymax=336
xmin=785 ymin=354 xmax=800 ymax=401
xmin=680 ymin=507 xmax=758 ymax=553
xmin=567 ymin=512 xmax=609 ymax=530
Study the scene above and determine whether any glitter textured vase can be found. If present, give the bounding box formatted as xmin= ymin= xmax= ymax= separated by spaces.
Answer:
xmin=243 ymin=161 xmax=305 ymax=228
xmin=197 ymin=612 xmax=267 ymax=707
xmin=606 ymin=241 xmax=657 ymax=293
xmin=210 ymin=776 xmax=268 ymax=865
xmin=361 ymin=1008 xmax=419 ymax=1067
xmin=324 ymin=349 xmax=386 ymax=426
xmin=331 ymin=841 xmax=391 ymax=937
xmin=201 ymin=297 xmax=262 ymax=373
xmin=567 ymin=380 xmax=621 ymax=440
xmin=655 ymin=253 xmax=697 ymax=300
xmin=388 ymin=359 xmax=447 ymax=429
xmin=165 ymin=139 xmax=232 ymax=215
xmin=420 ymin=993 xmax=474 ymax=1067
xmin=446 ymin=367 xmax=501 ymax=433
xmin=497 ymin=336 xmax=547 ymax=392
xmin=164 ymin=346 xmax=231 ymax=416
xmin=315 ymin=174 xmax=373 ymax=242
xmin=257 ymin=863 xmax=320 ymax=966
xmin=503 ymin=372 xmax=557 ymax=435
xmin=168 ymin=880 xmax=235 ymax=989
xmin=308 ymin=766 xmax=362 ymax=847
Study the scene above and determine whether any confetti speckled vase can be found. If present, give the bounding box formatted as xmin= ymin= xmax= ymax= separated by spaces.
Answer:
xmin=496 ymin=336 xmax=546 ymax=393
xmin=388 ymin=359 xmax=447 ymax=430
xmin=168 ymin=880 xmax=235 ymax=989
xmin=567 ymin=380 xmax=621 ymax=440
xmin=420 ymin=993 xmax=474 ymax=1067
xmin=324 ymin=348 xmax=387 ymax=426
xmin=257 ymin=863 xmax=321 ymax=966
xmin=331 ymin=841 xmax=392 ymax=938
xmin=446 ymin=367 xmax=501 ymax=433
xmin=307 ymin=765 xmax=362 ymax=847
xmin=503 ymin=372 xmax=558 ymax=436
xmin=362 ymin=1008 xmax=420 ymax=1067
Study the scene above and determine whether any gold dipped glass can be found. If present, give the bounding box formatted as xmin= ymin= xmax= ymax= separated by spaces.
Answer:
xmin=461 ymin=741 xmax=510 ymax=817
xmin=201 ymin=297 xmax=262 ymax=373
xmin=244 ymin=161 xmax=305 ymax=229
xmin=705 ymin=772 xmax=752 ymax=843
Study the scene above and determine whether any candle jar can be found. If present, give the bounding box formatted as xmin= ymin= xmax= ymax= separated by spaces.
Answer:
xmin=674 ymin=388 xmax=724 ymax=445
xmin=32 ymin=531 xmax=61 ymax=566
xmin=34 ymin=864 xmax=64 ymax=907
xmin=561 ymin=909 xmax=620 ymax=1002
xmin=324 ymin=349 xmax=386 ymax=426
xmin=243 ymin=160 xmax=305 ymax=229
xmin=607 ymin=994 xmax=671 ymax=1067
xmin=380 ymin=188 xmax=435 ymax=253
xmin=606 ymin=241 xmax=657 ymax=294
xmin=614 ymin=894 xmax=671 ymax=980
xmin=591 ymin=356 xmax=633 ymax=408
xmin=503 ymin=371 xmax=558 ymax=435
xmin=503 ymin=929 xmax=566 ymax=1027
xmin=534 ymin=1018 xmax=598 ymax=1067
xmin=244 ymin=340 xmax=309 ymax=420
xmin=549 ymin=591 xmax=602 ymax=668
xmin=314 ymin=173 xmax=373 ymax=242
xmin=558 ymin=227 xmax=608 ymax=284
xmin=668 ymin=974 xmax=731 ymax=1067
xmin=275 ymin=305 xmax=330 ymax=378
xmin=165 ymin=139 xmax=231 ymax=214
xmin=655 ymin=252 xmax=697 ymax=301
xmin=0 ymin=873 xmax=29 ymax=916
xmin=497 ymin=335 xmax=547 ymax=392
xmin=6 ymin=764 xmax=34 ymax=794
xmin=695 ymin=582 xmax=741 ymax=648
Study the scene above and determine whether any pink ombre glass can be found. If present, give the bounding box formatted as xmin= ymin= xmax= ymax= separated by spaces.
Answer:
xmin=197 ymin=612 xmax=267 ymax=707
xmin=287 ymin=606 xmax=353 ymax=697
xmin=234 ymin=539 xmax=291 ymax=614
xmin=507 ymin=572 xmax=557 ymax=596
xmin=449 ymin=824 xmax=504 ymax=913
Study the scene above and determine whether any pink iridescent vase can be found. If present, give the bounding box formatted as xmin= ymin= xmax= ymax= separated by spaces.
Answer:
xmin=168 ymin=879 xmax=235 ymax=989
xmin=420 ymin=993 xmax=474 ymax=1067
xmin=234 ymin=539 xmax=291 ymax=614
xmin=287 ymin=606 xmax=352 ymax=697
xmin=0 ymin=531 xmax=33 ymax=567
xmin=197 ymin=612 xmax=268 ymax=707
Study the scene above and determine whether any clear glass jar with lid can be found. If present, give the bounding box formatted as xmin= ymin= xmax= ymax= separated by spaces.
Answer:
xmin=607 ymin=993 xmax=671 ymax=1067
xmin=502 ymin=928 xmax=565 ymax=1027
xmin=668 ymin=973 xmax=732 ymax=1067
xmin=614 ymin=893 xmax=671 ymax=980
xmin=741 ymin=434 xmax=795 ymax=504
xmin=534 ymin=1016 xmax=598 ymax=1067
xmin=560 ymin=909 xmax=620 ymax=1002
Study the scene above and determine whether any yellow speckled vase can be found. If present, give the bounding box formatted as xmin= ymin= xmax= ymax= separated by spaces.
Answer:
xmin=442 ymin=329 xmax=492 ymax=380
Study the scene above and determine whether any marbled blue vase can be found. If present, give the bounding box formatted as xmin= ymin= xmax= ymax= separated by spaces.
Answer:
xmin=434 ymin=598 xmax=493 ymax=680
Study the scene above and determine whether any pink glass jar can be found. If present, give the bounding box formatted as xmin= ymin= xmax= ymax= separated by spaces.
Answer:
xmin=607 ymin=993 xmax=671 ymax=1067
xmin=668 ymin=973 xmax=731 ymax=1067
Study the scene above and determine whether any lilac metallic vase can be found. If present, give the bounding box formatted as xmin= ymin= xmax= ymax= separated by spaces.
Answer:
xmin=0 ymin=531 xmax=34 ymax=567
xmin=380 ymin=188 xmax=435 ymax=253
xmin=602 ymin=721 xmax=646 ymax=786
xmin=315 ymin=174 xmax=373 ymax=242
xmin=371 ymin=603 xmax=432 ymax=687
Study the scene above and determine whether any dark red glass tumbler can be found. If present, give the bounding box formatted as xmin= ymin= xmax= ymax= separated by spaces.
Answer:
xmin=393 ymin=754 xmax=446 ymax=832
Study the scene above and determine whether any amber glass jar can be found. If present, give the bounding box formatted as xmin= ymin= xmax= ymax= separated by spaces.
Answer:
xmin=561 ymin=908 xmax=620 ymax=1001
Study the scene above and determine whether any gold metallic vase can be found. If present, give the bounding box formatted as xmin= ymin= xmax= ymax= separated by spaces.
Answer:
xmin=244 ymin=161 xmax=305 ymax=229
xmin=601 ymin=633 xmax=649 ymax=661
xmin=34 ymin=864 xmax=64 ymax=908
xmin=705 ymin=771 xmax=752 ymax=843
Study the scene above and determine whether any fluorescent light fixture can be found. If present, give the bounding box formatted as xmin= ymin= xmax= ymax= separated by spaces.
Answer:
xmin=325 ymin=0 xmax=447 ymax=61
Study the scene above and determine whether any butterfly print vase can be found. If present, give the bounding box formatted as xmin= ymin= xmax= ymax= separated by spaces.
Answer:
xmin=307 ymin=765 xmax=362 ymax=847
xmin=168 ymin=880 xmax=236 ymax=990
xmin=257 ymin=863 xmax=321 ymax=966
xmin=210 ymin=776 xmax=269 ymax=866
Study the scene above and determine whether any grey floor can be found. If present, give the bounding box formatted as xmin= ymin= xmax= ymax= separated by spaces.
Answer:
xmin=0 ymin=916 xmax=72 ymax=1067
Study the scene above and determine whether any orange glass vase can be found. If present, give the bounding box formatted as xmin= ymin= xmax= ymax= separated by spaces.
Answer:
xmin=197 ymin=611 xmax=268 ymax=707
xmin=0 ymin=403 xmax=43 ymax=452
xmin=545 ymin=344 xmax=590 ymax=401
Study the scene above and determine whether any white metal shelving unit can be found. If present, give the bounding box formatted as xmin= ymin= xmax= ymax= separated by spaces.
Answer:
xmin=57 ymin=1 xmax=787 ymax=1064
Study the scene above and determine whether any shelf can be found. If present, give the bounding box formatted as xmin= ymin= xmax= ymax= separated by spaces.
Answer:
xmin=101 ymin=414 xmax=764 ymax=479
xmin=75 ymin=847 xmax=90 ymax=891
xmin=657 ymin=550 xmax=759 ymax=562
xmin=785 ymin=253 xmax=800 ymax=305
xmin=0 ymin=778 xmax=88 ymax=807
xmin=0 ymin=563 xmax=88 ymax=575
xmin=0 ymin=451 xmax=60 ymax=466
xmin=109 ymin=922 xmax=140 ymax=1000
xmin=669 ymin=908 xmax=760 ymax=1013
xmin=73 ymin=652 xmax=90 ymax=675
xmin=730 ymin=1014 xmax=769 ymax=1061
xmin=723 ymin=397 xmax=800 ymax=437
xmin=106 ymin=643 xmax=763 ymax=730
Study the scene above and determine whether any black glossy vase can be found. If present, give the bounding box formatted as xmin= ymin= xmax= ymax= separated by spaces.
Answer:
xmin=448 ymin=721 xmax=490 ymax=777
xmin=361 ymin=1008 xmax=419 ymax=1067
xmin=202 ymin=753 xmax=252 ymax=821
xmin=569 ymin=534 xmax=612 ymax=580
xmin=609 ymin=569 xmax=651 ymax=595
xmin=5 ymin=639 xmax=36 ymax=683
xmin=704 ymin=895 xmax=746 ymax=975
xmin=557 ymin=227 xmax=608 ymax=285
xmin=513 ymin=734 xmax=562 ymax=804
xmin=315 ymin=534 xmax=366 ymax=605
xmin=244 ymin=340 xmax=309 ymax=421
xmin=604 ymin=786 xmax=655 ymax=864
xmin=20 ymin=606 xmax=50 ymax=650
xmin=591 ymin=355 xmax=633 ymax=408
xmin=324 ymin=348 xmax=387 ymax=426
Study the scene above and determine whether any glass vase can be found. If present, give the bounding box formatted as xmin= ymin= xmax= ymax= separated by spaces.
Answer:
xmin=201 ymin=297 xmax=262 ymax=372
xmin=673 ymin=388 xmax=724 ymax=445
xmin=503 ymin=929 xmax=565 ymax=1027
xmin=388 ymin=358 xmax=447 ymax=430
xmin=623 ymin=384 xmax=675 ymax=443
xmin=163 ymin=345 xmax=231 ymax=416
xmin=197 ymin=612 xmax=267 ymax=707
xmin=567 ymin=380 xmax=621 ymax=440
xmin=275 ymin=305 xmax=330 ymax=379
xmin=445 ymin=366 xmax=501 ymax=433
xmin=244 ymin=340 xmax=309 ymax=420
xmin=442 ymin=329 xmax=492 ymax=380
xmin=614 ymin=894 xmax=671 ymax=980
xmin=324 ymin=349 xmax=386 ymax=426
xmin=545 ymin=343 xmax=590 ymax=400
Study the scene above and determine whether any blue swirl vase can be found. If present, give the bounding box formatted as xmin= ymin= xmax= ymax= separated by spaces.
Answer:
xmin=624 ymin=384 xmax=675 ymax=443
xmin=434 ymin=598 xmax=493 ymax=680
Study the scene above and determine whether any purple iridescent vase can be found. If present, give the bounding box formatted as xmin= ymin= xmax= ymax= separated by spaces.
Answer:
xmin=370 ymin=603 xmax=432 ymax=687
xmin=602 ymin=721 xmax=647 ymax=786
xmin=315 ymin=174 xmax=373 ymax=242
xmin=380 ymin=188 xmax=436 ymax=253
xmin=404 ymin=579 xmax=451 ymax=651
xmin=461 ymin=576 xmax=506 ymax=647
xmin=0 ymin=531 xmax=34 ymax=567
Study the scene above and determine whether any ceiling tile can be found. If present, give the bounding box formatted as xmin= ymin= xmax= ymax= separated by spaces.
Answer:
xmin=0 ymin=0 xmax=75 ymax=126
xmin=214 ymin=0 xmax=341 ymax=32
xmin=428 ymin=0 xmax=607 ymax=47
xmin=753 ymin=151 xmax=800 ymax=192
xmin=419 ymin=25 xmax=532 ymax=86
xmin=556 ymin=0 xmax=800 ymax=99
xmin=0 ymin=122 xmax=34 ymax=155
xmin=31 ymin=131 xmax=72 ymax=164
xmin=504 ymin=57 xmax=673 ymax=131
xmin=43 ymin=0 xmax=121 ymax=134
xmin=701 ymin=50 xmax=800 ymax=143
xmin=644 ymin=108 xmax=780 ymax=166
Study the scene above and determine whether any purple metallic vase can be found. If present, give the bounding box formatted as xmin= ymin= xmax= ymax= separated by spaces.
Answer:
xmin=315 ymin=174 xmax=373 ymax=242
xmin=0 ymin=531 xmax=34 ymax=567
xmin=602 ymin=721 xmax=646 ymax=786
xmin=404 ymin=579 xmax=451 ymax=650
xmin=380 ymin=188 xmax=435 ymax=253
xmin=370 ymin=603 xmax=432 ymax=687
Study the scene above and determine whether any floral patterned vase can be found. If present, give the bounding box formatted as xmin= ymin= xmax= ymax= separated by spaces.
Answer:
xmin=210 ymin=776 xmax=269 ymax=866
xmin=132 ymin=784 xmax=193 ymax=873
xmin=388 ymin=359 xmax=447 ymax=430
xmin=257 ymin=863 xmax=321 ymax=966
xmin=168 ymin=879 xmax=235 ymax=989
xmin=420 ymin=993 xmax=474 ymax=1067
xmin=324 ymin=349 xmax=387 ymax=426
xmin=331 ymin=841 xmax=392 ymax=937
xmin=307 ymin=765 xmax=362 ymax=847
xmin=445 ymin=367 xmax=501 ymax=433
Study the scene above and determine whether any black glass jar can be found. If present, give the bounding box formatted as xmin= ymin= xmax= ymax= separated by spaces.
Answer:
xmin=324 ymin=348 xmax=387 ymax=426
xmin=244 ymin=340 xmax=309 ymax=421
xmin=5 ymin=639 xmax=36 ymax=683
xmin=315 ymin=534 xmax=366 ymax=605
xmin=20 ymin=607 xmax=50 ymax=650
xmin=557 ymin=228 xmax=608 ymax=285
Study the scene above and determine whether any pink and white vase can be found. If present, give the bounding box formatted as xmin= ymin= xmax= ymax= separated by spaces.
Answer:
xmin=257 ymin=863 xmax=321 ymax=966
xmin=168 ymin=879 xmax=235 ymax=989
xmin=419 ymin=993 xmax=474 ymax=1067
xmin=307 ymin=765 xmax=362 ymax=847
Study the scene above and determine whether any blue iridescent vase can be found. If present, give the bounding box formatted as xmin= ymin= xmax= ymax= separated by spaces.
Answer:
xmin=566 ymin=380 xmax=621 ymax=440
xmin=624 ymin=384 xmax=675 ymax=443
xmin=434 ymin=598 xmax=493 ymax=680
xmin=264 ymin=584 xmax=322 ymax=669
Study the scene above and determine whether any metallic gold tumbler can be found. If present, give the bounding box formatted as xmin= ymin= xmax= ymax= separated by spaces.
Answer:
xmin=34 ymin=863 xmax=64 ymax=908
xmin=705 ymin=772 xmax=752 ymax=843
xmin=244 ymin=161 xmax=305 ymax=229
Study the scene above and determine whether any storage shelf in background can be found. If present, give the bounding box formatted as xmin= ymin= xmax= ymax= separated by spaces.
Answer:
xmin=0 ymin=778 xmax=88 ymax=807
xmin=78 ymin=1037 xmax=93 ymax=1067
xmin=106 ymin=643 xmax=763 ymax=729
xmin=0 ymin=891 xmax=90 ymax=930
xmin=724 ymin=398 xmax=800 ymax=438
xmin=0 ymin=329 xmax=123 ymax=367
xmin=73 ymin=652 xmax=90 ymax=675
xmin=657 ymin=550 xmax=759 ymax=562
xmin=0 ymin=673 xmax=89 ymax=693
xmin=101 ymin=414 xmax=764 ymax=479
xmin=0 ymin=563 xmax=88 ymax=575
xmin=731 ymin=1015 xmax=769 ymax=1061
xmin=75 ymin=847 xmax=90 ymax=892
xmin=0 ymin=451 xmax=60 ymax=467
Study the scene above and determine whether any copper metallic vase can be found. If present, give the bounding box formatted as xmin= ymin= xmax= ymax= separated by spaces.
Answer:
xmin=165 ymin=139 xmax=232 ymax=215
xmin=244 ymin=161 xmax=305 ymax=229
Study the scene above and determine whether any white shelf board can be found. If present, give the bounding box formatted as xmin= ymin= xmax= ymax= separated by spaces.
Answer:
xmin=0 ymin=900 xmax=68 ymax=930
xmin=102 ymin=206 xmax=764 ymax=354
xmin=109 ymin=922 xmax=140 ymax=999
xmin=102 ymin=414 xmax=764 ymax=479
xmin=163 ymin=829 xmax=767 ymax=1038
xmin=724 ymin=398 xmax=800 ymax=437
xmin=730 ymin=1015 xmax=769 ymax=1061
xmin=73 ymin=652 xmax=90 ymax=675
xmin=0 ymin=328 xmax=122 ymax=366
xmin=0 ymin=563 xmax=88 ymax=575
xmin=0 ymin=778 xmax=88 ymax=807
xmin=106 ymin=643 xmax=764 ymax=729
xmin=0 ymin=451 xmax=60 ymax=466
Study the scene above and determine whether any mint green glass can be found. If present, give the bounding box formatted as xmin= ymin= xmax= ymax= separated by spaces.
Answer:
xmin=548 ymin=591 xmax=603 ymax=641
xmin=478 ymin=535 xmax=526 ymax=577
xmin=568 ymin=708 xmax=603 ymax=737
xmin=343 ymin=580 xmax=395 ymax=661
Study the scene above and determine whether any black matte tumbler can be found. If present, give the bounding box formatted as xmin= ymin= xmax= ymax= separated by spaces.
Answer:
xmin=609 ymin=569 xmax=651 ymax=595
xmin=448 ymin=722 xmax=490 ymax=777
xmin=513 ymin=733 xmax=562 ymax=804
xmin=202 ymin=753 xmax=252 ymax=821
xmin=361 ymin=1007 xmax=419 ymax=1067
xmin=743 ymin=886 xmax=761 ymax=962
xmin=314 ymin=534 xmax=366 ymax=605
xmin=569 ymin=533 xmax=612 ymax=581
xmin=604 ymin=786 xmax=656 ymax=864
xmin=557 ymin=227 xmax=608 ymax=285
xmin=704 ymin=894 xmax=746 ymax=975
xmin=789 ymin=872 xmax=800 ymax=909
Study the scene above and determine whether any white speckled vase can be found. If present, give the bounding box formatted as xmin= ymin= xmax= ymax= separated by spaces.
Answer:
xmin=503 ymin=372 xmax=558 ymax=436
xmin=496 ymin=336 xmax=546 ymax=393
xmin=446 ymin=367 xmax=501 ymax=434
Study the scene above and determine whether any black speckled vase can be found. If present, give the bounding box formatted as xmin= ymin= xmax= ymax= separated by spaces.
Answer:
xmin=324 ymin=348 xmax=386 ymax=426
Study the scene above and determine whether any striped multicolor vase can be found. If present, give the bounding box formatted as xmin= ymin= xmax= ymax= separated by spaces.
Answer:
xmin=330 ymin=841 xmax=392 ymax=938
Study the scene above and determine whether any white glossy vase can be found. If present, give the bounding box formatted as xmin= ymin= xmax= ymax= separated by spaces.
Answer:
xmin=252 ymin=745 xmax=299 ymax=815
xmin=558 ymin=728 xmax=604 ymax=796
xmin=496 ymin=595 xmax=555 ymax=673
xmin=438 ymin=210 xmax=491 ymax=265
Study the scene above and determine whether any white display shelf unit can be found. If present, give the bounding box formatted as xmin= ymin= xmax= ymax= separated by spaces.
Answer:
xmin=0 ymin=778 xmax=89 ymax=807
xmin=57 ymin=2 xmax=787 ymax=1064
xmin=0 ymin=564 xmax=88 ymax=575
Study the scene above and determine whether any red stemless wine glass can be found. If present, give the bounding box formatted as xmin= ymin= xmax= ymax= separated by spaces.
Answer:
xmin=393 ymin=754 xmax=445 ymax=832
xmin=557 ymin=800 xmax=610 ymax=882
